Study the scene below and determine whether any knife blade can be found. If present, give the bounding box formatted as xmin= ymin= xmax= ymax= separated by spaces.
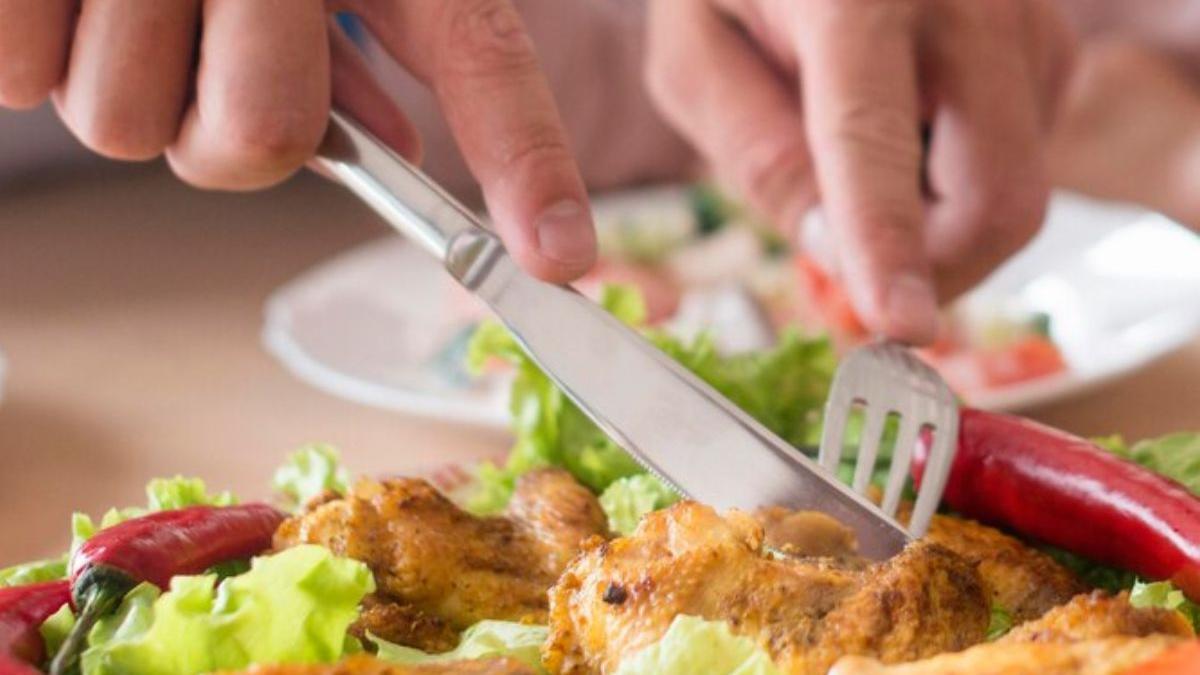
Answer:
xmin=317 ymin=111 xmax=911 ymax=559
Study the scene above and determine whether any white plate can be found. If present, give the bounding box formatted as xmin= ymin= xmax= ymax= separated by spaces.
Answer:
xmin=263 ymin=189 xmax=1200 ymax=426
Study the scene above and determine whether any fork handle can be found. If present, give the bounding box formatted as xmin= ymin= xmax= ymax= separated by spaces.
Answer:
xmin=314 ymin=110 xmax=500 ymax=283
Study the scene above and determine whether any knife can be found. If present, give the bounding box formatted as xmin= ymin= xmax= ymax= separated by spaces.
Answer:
xmin=315 ymin=111 xmax=911 ymax=559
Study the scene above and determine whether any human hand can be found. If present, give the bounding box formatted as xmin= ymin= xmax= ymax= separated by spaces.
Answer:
xmin=0 ymin=0 xmax=596 ymax=282
xmin=645 ymin=0 xmax=1074 ymax=343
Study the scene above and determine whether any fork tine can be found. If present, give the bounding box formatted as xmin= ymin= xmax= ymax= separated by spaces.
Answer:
xmin=908 ymin=409 xmax=960 ymax=537
xmin=851 ymin=405 xmax=889 ymax=496
xmin=818 ymin=391 xmax=852 ymax=473
xmin=880 ymin=415 xmax=921 ymax=517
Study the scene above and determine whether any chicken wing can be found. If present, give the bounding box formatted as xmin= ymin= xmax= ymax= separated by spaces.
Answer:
xmin=225 ymin=655 xmax=533 ymax=675
xmin=545 ymin=501 xmax=989 ymax=675
xmin=274 ymin=469 xmax=608 ymax=650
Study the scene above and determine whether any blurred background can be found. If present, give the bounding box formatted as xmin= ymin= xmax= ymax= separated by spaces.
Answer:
xmin=3 ymin=5 xmax=1200 ymax=566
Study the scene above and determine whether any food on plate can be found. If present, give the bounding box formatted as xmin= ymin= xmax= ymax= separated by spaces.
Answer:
xmin=3 ymin=293 xmax=1199 ymax=674
xmin=543 ymin=502 xmax=990 ymax=675
xmin=224 ymin=654 xmax=534 ymax=674
xmin=914 ymin=409 xmax=1200 ymax=602
xmin=273 ymin=469 xmax=607 ymax=651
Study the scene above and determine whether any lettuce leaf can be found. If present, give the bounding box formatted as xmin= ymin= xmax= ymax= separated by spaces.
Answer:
xmin=71 ymin=476 xmax=237 ymax=556
xmin=0 ymin=556 xmax=67 ymax=587
xmin=1106 ymin=433 xmax=1200 ymax=496
xmin=986 ymin=605 xmax=1013 ymax=641
xmin=272 ymin=444 xmax=352 ymax=511
xmin=464 ymin=284 xmax=836 ymax=513
xmin=599 ymin=474 xmax=681 ymax=535
xmin=614 ymin=615 xmax=781 ymax=675
xmin=80 ymin=545 xmax=374 ymax=675
xmin=372 ymin=621 xmax=547 ymax=673
xmin=1130 ymin=580 xmax=1200 ymax=630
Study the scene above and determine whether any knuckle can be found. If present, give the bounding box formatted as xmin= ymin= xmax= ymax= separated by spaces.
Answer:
xmin=495 ymin=121 xmax=574 ymax=173
xmin=213 ymin=110 xmax=321 ymax=173
xmin=436 ymin=0 xmax=537 ymax=80
xmin=828 ymin=99 xmax=921 ymax=176
xmin=71 ymin=110 xmax=169 ymax=161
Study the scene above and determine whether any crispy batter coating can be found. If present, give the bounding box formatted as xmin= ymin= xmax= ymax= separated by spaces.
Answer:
xmin=545 ymin=502 xmax=989 ymax=675
xmin=829 ymin=635 xmax=1186 ymax=675
xmin=224 ymin=655 xmax=533 ymax=675
xmin=1001 ymin=591 xmax=1194 ymax=643
xmin=274 ymin=469 xmax=607 ymax=650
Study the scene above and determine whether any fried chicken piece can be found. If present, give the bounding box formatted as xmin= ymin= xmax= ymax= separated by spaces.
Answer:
xmin=225 ymin=655 xmax=534 ymax=675
xmin=274 ymin=469 xmax=607 ymax=650
xmin=1001 ymin=591 xmax=1194 ymax=643
xmin=545 ymin=502 xmax=989 ymax=675
xmin=918 ymin=515 xmax=1086 ymax=624
xmin=760 ymin=505 xmax=1084 ymax=625
xmin=829 ymin=635 xmax=1185 ymax=675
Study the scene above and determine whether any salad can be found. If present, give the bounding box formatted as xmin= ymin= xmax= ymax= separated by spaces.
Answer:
xmin=1 ymin=287 xmax=1197 ymax=675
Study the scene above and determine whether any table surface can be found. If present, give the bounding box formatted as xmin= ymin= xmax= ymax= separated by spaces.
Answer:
xmin=2 ymin=165 xmax=1198 ymax=566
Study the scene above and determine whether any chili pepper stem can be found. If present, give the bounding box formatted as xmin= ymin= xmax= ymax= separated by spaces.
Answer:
xmin=47 ymin=589 xmax=122 ymax=675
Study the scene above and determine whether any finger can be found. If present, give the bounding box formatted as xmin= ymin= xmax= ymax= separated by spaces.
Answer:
xmin=923 ymin=0 xmax=1049 ymax=299
xmin=167 ymin=0 xmax=330 ymax=191
xmin=794 ymin=1 xmax=936 ymax=344
xmin=54 ymin=0 xmax=198 ymax=160
xmin=645 ymin=0 xmax=815 ymax=231
xmin=345 ymin=0 xmax=596 ymax=282
xmin=0 ymin=0 xmax=75 ymax=109
xmin=328 ymin=18 xmax=421 ymax=163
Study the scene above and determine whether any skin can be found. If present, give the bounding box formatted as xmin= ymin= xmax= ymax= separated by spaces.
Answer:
xmin=644 ymin=0 xmax=1075 ymax=344
xmin=0 ymin=0 xmax=1079 ymax=344
xmin=0 ymin=0 xmax=597 ymax=283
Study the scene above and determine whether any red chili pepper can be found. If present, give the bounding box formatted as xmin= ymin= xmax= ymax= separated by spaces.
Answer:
xmin=0 ymin=581 xmax=70 ymax=669
xmin=50 ymin=503 xmax=285 ymax=675
xmin=913 ymin=409 xmax=1200 ymax=602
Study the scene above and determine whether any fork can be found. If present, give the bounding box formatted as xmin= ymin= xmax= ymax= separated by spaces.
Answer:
xmin=817 ymin=341 xmax=959 ymax=537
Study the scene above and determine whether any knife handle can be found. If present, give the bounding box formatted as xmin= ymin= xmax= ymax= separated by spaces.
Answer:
xmin=315 ymin=110 xmax=502 ymax=287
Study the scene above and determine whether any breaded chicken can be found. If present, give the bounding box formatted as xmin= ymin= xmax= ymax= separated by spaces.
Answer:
xmin=1001 ymin=591 xmax=1194 ymax=643
xmin=225 ymin=655 xmax=533 ymax=674
xmin=829 ymin=635 xmax=1185 ymax=675
xmin=274 ymin=469 xmax=607 ymax=650
xmin=830 ymin=588 xmax=1195 ymax=674
xmin=545 ymin=502 xmax=989 ymax=675
xmin=759 ymin=505 xmax=1083 ymax=624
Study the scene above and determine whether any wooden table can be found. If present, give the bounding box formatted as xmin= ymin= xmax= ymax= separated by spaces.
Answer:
xmin=2 ymin=165 xmax=1198 ymax=566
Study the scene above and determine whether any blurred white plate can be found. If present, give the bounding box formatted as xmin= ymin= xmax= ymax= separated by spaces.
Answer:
xmin=263 ymin=189 xmax=1200 ymax=426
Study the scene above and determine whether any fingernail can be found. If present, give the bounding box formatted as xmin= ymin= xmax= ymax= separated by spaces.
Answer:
xmin=535 ymin=200 xmax=596 ymax=267
xmin=886 ymin=274 xmax=939 ymax=344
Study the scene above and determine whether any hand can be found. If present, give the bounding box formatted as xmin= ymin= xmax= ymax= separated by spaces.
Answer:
xmin=0 ymin=0 xmax=596 ymax=282
xmin=645 ymin=0 xmax=1074 ymax=344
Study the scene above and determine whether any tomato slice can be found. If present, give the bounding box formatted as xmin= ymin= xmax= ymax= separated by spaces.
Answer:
xmin=977 ymin=335 xmax=1067 ymax=387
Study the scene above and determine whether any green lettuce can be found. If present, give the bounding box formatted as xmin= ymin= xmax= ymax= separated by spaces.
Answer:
xmin=1105 ymin=433 xmax=1200 ymax=495
xmin=71 ymin=476 xmax=237 ymax=555
xmin=79 ymin=545 xmax=374 ymax=675
xmin=614 ymin=615 xmax=781 ymax=675
xmin=986 ymin=605 xmax=1013 ymax=641
xmin=464 ymin=284 xmax=836 ymax=513
xmin=599 ymin=474 xmax=681 ymax=535
xmin=0 ymin=556 xmax=67 ymax=587
xmin=1130 ymin=580 xmax=1200 ymax=630
xmin=372 ymin=621 xmax=547 ymax=672
xmin=272 ymin=444 xmax=353 ymax=511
